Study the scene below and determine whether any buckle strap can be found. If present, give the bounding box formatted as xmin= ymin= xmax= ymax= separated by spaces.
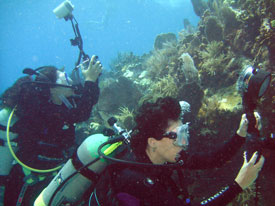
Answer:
xmin=71 ymin=152 xmax=99 ymax=182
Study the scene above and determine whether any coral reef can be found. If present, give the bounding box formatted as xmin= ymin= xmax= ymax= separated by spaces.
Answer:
xmin=96 ymin=76 xmax=142 ymax=125
xmin=145 ymin=41 xmax=179 ymax=81
xmin=204 ymin=16 xmax=223 ymax=42
xmin=109 ymin=52 xmax=144 ymax=75
xmin=198 ymin=95 xmax=222 ymax=127
xmin=219 ymin=4 xmax=241 ymax=35
xmin=198 ymin=40 xmax=243 ymax=89
xmin=114 ymin=106 xmax=135 ymax=130
xmin=154 ymin=32 xmax=177 ymax=50
xmin=177 ymin=82 xmax=204 ymax=118
xmin=190 ymin=0 xmax=208 ymax=17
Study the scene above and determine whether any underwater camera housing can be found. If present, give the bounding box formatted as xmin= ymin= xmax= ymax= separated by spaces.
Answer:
xmin=53 ymin=0 xmax=74 ymax=20
xmin=237 ymin=66 xmax=273 ymax=159
xmin=237 ymin=66 xmax=271 ymax=135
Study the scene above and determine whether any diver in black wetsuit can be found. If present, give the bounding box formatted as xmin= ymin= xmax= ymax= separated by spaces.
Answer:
xmin=92 ymin=97 xmax=264 ymax=206
xmin=0 ymin=55 xmax=102 ymax=206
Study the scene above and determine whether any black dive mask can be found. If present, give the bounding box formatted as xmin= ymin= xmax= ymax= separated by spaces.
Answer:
xmin=22 ymin=67 xmax=78 ymax=90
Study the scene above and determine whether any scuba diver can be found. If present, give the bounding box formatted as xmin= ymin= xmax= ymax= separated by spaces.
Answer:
xmin=0 ymin=55 xmax=102 ymax=206
xmin=89 ymin=97 xmax=264 ymax=206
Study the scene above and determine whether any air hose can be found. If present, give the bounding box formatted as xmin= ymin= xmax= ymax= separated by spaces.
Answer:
xmin=6 ymin=106 xmax=62 ymax=173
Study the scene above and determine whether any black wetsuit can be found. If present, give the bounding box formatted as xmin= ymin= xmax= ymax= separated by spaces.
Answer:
xmin=93 ymin=133 xmax=245 ymax=206
xmin=4 ymin=81 xmax=99 ymax=206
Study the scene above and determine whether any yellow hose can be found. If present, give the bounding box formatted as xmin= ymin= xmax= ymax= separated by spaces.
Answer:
xmin=103 ymin=141 xmax=123 ymax=155
xmin=6 ymin=107 xmax=62 ymax=173
xmin=7 ymin=107 xmax=123 ymax=173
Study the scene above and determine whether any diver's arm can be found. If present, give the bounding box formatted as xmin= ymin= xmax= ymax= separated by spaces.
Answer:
xmin=112 ymin=171 xmax=243 ymax=206
xmin=195 ymin=181 xmax=242 ymax=206
xmin=70 ymin=55 xmax=102 ymax=122
xmin=184 ymin=133 xmax=245 ymax=169
xmin=70 ymin=80 xmax=100 ymax=122
xmin=184 ymin=114 xmax=249 ymax=169
xmin=195 ymin=151 xmax=264 ymax=206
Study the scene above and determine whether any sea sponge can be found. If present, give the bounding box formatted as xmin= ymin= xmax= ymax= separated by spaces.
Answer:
xmin=179 ymin=53 xmax=199 ymax=83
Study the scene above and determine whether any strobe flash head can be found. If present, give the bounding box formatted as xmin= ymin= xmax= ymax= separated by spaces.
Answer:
xmin=53 ymin=0 xmax=74 ymax=20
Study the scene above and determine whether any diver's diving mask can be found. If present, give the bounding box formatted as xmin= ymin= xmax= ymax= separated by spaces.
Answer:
xmin=56 ymin=71 xmax=73 ymax=86
xmin=162 ymin=122 xmax=190 ymax=150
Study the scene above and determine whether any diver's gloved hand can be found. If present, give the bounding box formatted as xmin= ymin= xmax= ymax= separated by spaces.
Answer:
xmin=237 ymin=112 xmax=262 ymax=137
xmin=81 ymin=55 xmax=103 ymax=82
xmin=253 ymin=112 xmax=262 ymax=130
xmin=235 ymin=151 xmax=265 ymax=190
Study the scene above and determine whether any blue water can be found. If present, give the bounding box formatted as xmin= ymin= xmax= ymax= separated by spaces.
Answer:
xmin=0 ymin=0 xmax=199 ymax=94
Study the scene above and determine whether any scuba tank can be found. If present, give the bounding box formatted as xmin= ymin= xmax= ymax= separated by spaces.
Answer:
xmin=34 ymin=112 xmax=186 ymax=206
xmin=34 ymin=116 xmax=130 ymax=206
xmin=0 ymin=108 xmax=18 ymax=176
xmin=34 ymin=133 xmax=119 ymax=206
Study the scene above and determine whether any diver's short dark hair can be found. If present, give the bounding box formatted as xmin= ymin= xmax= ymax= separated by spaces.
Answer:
xmin=131 ymin=97 xmax=181 ymax=157
xmin=35 ymin=66 xmax=58 ymax=83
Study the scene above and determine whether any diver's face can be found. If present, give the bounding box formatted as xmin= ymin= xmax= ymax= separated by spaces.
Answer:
xmin=155 ymin=120 xmax=184 ymax=163
xmin=50 ymin=71 xmax=74 ymax=103
xmin=54 ymin=71 xmax=74 ymax=97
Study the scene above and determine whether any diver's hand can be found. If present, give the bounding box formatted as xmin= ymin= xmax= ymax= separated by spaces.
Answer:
xmin=237 ymin=112 xmax=262 ymax=137
xmin=237 ymin=114 xmax=249 ymax=137
xmin=81 ymin=55 xmax=103 ymax=82
xmin=253 ymin=111 xmax=262 ymax=130
xmin=235 ymin=151 xmax=265 ymax=190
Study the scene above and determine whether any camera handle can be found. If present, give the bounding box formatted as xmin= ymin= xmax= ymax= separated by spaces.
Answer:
xmin=67 ymin=15 xmax=90 ymax=87
xmin=67 ymin=15 xmax=89 ymax=66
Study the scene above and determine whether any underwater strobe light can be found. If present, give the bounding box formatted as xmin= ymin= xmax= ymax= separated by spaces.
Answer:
xmin=53 ymin=0 xmax=74 ymax=20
